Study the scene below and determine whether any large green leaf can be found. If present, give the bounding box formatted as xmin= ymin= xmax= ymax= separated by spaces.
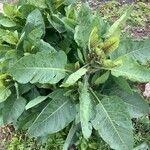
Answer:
xmin=28 ymin=90 xmax=76 ymax=137
xmin=3 ymin=96 xmax=26 ymax=124
xmin=111 ymin=56 xmax=150 ymax=82
xmin=110 ymin=89 xmax=150 ymax=118
xmin=9 ymin=51 xmax=68 ymax=84
xmin=111 ymin=38 xmax=150 ymax=65
xmin=61 ymin=67 xmax=87 ymax=87
xmin=79 ymin=82 xmax=93 ymax=139
xmin=91 ymin=91 xmax=133 ymax=150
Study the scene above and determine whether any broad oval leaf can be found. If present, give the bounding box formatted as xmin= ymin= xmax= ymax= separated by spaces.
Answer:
xmin=91 ymin=91 xmax=133 ymax=150
xmin=61 ymin=67 xmax=87 ymax=87
xmin=3 ymin=96 xmax=26 ymax=124
xmin=9 ymin=51 xmax=68 ymax=84
xmin=28 ymin=90 xmax=76 ymax=137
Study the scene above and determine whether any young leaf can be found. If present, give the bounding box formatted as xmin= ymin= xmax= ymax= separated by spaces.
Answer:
xmin=0 ymin=17 xmax=16 ymax=27
xmin=3 ymin=96 xmax=26 ymax=124
xmin=3 ymin=3 xmax=19 ymax=18
xmin=9 ymin=51 xmax=68 ymax=84
xmin=25 ymin=95 xmax=49 ymax=110
xmin=88 ymin=27 xmax=99 ymax=51
xmin=102 ymin=35 xmax=120 ymax=54
xmin=28 ymin=90 xmax=76 ymax=137
xmin=61 ymin=67 xmax=87 ymax=87
xmin=105 ymin=6 xmax=132 ymax=38
xmin=91 ymin=91 xmax=133 ymax=150
xmin=94 ymin=71 xmax=110 ymax=85
xmin=79 ymin=82 xmax=93 ymax=139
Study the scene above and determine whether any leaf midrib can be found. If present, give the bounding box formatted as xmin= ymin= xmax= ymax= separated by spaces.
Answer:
xmin=116 ymin=46 xmax=150 ymax=61
xmin=90 ymin=90 xmax=129 ymax=149
xmin=28 ymin=99 xmax=69 ymax=132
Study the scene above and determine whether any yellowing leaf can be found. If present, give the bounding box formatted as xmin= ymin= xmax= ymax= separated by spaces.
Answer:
xmin=88 ymin=27 xmax=100 ymax=51
xmin=102 ymin=35 xmax=120 ymax=54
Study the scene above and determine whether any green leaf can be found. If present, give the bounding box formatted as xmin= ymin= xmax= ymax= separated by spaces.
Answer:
xmin=79 ymin=82 xmax=93 ymax=139
xmin=63 ymin=123 xmax=79 ymax=150
xmin=3 ymin=96 xmax=26 ymax=124
xmin=25 ymin=95 xmax=49 ymax=110
xmin=111 ymin=56 xmax=150 ymax=82
xmin=3 ymin=3 xmax=19 ymax=18
xmin=2 ymin=30 xmax=18 ymax=45
xmin=18 ymin=4 xmax=36 ymax=18
xmin=94 ymin=71 xmax=110 ymax=85
xmin=111 ymin=38 xmax=150 ymax=65
xmin=0 ymin=85 xmax=11 ymax=103
xmin=105 ymin=7 xmax=132 ymax=38
xmin=0 ymin=17 xmax=16 ymax=27
xmin=23 ymin=9 xmax=45 ymax=37
xmin=91 ymin=91 xmax=133 ymax=150
xmin=61 ymin=67 xmax=87 ymax=87
xmin=9 ymin=51 xmax=68 ymax=84
xmin=133 ymin=143 xmax=149 ymax=150
xmin=88 ymin=26 xmax=99 ymax=51
xmin=36 ymin=40 xmax=56 ymax=52
xmin=111 ymin=90 xmax=150 ymax=118
xmin=28 ymin=90 xmax=76 ymax=137
xmin=47 ymin=14 xmax=66 ymax=33
xmin=74 ymin=4 xmax=97 ymax=49
xmin=27 ymin=0 xmax=47 ymax=9
xmin=112 ymin=76 xmax=132 ymax=94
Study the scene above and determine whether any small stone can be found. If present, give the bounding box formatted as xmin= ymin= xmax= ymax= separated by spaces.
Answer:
xmin=143 ymin=83 xmax=150 ymax=98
